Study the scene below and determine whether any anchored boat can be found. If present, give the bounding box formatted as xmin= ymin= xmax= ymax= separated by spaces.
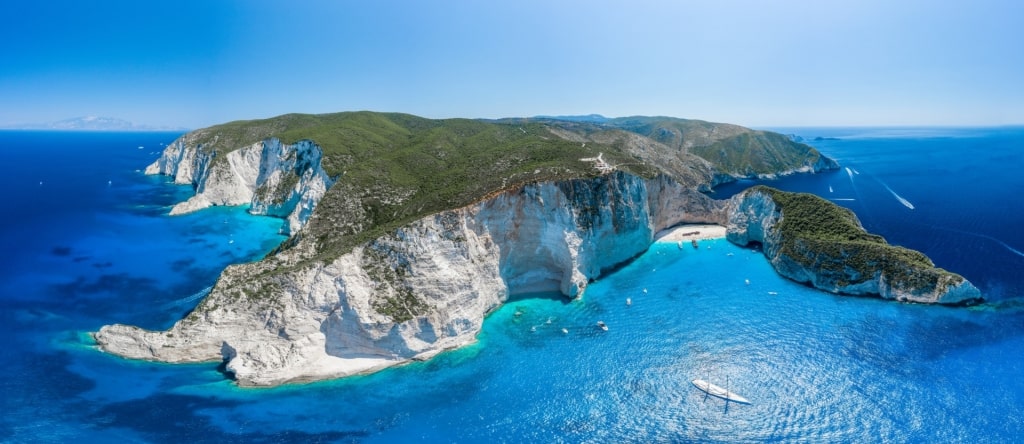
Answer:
xmin=691 ymin=379 xmax=751 ymax=405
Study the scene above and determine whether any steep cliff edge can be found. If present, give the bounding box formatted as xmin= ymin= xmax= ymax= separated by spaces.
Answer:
xmin=726 ymin=186 xmax=982 ymax=305
xmin=147 ymin=137 xmax=332 ymax=235
xmin=95 ymin=112 xmax=975 ymax=387
xmin=95 ymin=172 xmax=724 ymax=386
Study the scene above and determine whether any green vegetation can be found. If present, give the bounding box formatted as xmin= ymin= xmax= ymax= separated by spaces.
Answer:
xmin=362 ymin=246 xmax=428 ymax=323
xmin=602 ymin=115 xmax=749 ymax=149
xmin=756 ymin=186 xmax=965 ymax=293
xmin=536 ymin=115 xmax=837 ymax=178
xmin=178 ymin=112 xmax=836 ymax=303
xmin=689 ymin=131 xmax=836 ymax=177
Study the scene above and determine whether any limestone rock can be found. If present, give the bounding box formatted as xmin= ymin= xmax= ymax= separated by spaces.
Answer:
xmin=95 ymin=172 xmax=723 ymax=386
xmin=145 ymin=137 xmax=332 ymax=235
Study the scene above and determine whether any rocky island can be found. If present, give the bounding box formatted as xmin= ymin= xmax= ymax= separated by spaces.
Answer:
xmin=94 ymin=112 xmax=981 ymax=386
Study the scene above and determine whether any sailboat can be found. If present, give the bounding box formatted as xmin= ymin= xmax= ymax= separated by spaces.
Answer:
xmin=691 ymin=377 xmax=751 ymax=405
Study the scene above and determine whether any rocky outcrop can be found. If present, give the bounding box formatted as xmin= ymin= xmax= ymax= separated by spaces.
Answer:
xmin=145 ymin=134 xmax=214 ymax=185
xmin=725 ymin=186 xmax=982 ymax=305
xmin=95 ymin=172 xmax=724 ymax=386
xmin=146 ymin=137 xmax=332 ymax=235
xmin=750 ymin=153 xmax=839 ymax=179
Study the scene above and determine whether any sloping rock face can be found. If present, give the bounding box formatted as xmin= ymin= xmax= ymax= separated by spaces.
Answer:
xmin=147 ymin=137 xmax=332 ymax=235
xmin=725 ymin=187 xmax=982 ymax=305
xmin=95 ymin=172 xmax=725 ymax=386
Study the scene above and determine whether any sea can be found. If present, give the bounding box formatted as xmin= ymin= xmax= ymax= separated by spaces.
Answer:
xmin=1 ymin=127 xmax=1023 ymax=443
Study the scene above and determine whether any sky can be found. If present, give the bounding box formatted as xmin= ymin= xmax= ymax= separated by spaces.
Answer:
xmin=2 ymin=0 xmax=1023 ymax=129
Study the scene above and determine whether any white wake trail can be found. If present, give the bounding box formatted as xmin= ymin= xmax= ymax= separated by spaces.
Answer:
xmin=879 ymin=182 xmax=915 ymax=209
xmin=163 ymin=285 xmax=214 ymax=309
xmin=930 ymin=225 xmax=1024 ymax=259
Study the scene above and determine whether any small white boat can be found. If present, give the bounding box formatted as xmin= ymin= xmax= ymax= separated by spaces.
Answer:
xmin=691 ymin=379 xmax=751 ymax=404
xmin=626 ymin=297 xmax=632 ymax=306
xmin=597 ymin=321 xmax=608 ymax=331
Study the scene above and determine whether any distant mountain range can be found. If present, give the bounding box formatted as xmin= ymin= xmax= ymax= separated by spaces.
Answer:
xmin=531 ymin=114 xmax=611 ymax=123
xmin=1 ymin=116 xmax=187 ymax=131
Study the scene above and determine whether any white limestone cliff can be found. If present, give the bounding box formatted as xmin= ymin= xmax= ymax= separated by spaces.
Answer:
xmin=146 ymin=137 xmax=332 ymax=235
xmin=95 ymin=172 xmax=725 ymax=386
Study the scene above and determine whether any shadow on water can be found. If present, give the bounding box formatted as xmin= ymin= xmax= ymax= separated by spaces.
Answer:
xmin=842 ymin=309 xmax=1024 ymax=375
xmin=90 ymin=393 xmax=369 ymax=443
xmin=505 ymin=291 xmax=570 ymax=304
xmin=903 ymin=313 xmax=1024 ymax=360
xmin=0 ymin=351 xmax=95 ymax=441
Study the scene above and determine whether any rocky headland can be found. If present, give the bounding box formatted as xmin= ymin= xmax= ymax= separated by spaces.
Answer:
xmin=727 ymin=186 xmax=981 ymax=304
xmin=93 ymin=112 xmax=979 ymax=386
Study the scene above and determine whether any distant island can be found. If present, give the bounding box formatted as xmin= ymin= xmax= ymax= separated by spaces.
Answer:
xmin=93 ymin=112 xmax=981 ymax=387
xmin=1 ymin=116 xmax=187 ymax=131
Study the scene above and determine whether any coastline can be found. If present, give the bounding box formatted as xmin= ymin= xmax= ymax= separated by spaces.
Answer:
xmin=654 ymin=224 xmax=727 ymax=243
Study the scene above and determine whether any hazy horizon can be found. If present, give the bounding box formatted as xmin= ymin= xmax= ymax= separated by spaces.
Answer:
xmin=3 ymin=0 xmax=1022 ymax=129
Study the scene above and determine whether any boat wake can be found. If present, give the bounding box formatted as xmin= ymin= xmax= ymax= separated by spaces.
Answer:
xmin=162 ymin=285 xmax=214 ymax=309
xmin=926 ymin=225 xmax=1024 ymax=259
xmin=830 ymin=198 xmax=856 ymax=201
xmin=879 ymin=181 xmax=915 ymax=209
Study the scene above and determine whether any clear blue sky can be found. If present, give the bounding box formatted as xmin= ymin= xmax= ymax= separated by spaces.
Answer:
xmin=3 ymin=0 xmax=1022 ymax=129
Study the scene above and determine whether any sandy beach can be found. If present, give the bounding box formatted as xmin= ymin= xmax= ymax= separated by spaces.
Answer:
xmin=654 ymin=224 xmax=728 ymax=243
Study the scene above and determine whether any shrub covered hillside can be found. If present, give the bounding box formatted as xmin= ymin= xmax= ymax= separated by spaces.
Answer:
xmin=179 ymin=112 xmax=833 ymax=262
xmin=591 ymin=116 xmax=838 ymax=178
xmin=755 ymin=186 xmax=975 ymax=300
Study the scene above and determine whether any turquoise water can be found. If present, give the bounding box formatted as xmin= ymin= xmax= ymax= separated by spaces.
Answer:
xmin=2 ymin=129 xmax=1023 ymax=442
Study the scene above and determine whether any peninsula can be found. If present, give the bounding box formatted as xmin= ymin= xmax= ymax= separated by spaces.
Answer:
xmin=94 ymin=112 xmax=981 ymax=386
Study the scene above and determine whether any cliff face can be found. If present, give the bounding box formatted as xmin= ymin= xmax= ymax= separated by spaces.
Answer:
xmin=726 ymin=187 xmax=982 ymax=305
xmin=97 ymin=112 xmax=980 ymax=388
xmin=95 ymin=172 xmax=724 ymax=386
xmin=147 ymin=137 xmax=332 ymax=235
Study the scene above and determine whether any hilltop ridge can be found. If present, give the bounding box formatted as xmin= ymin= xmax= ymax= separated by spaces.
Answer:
xmin=170 ymin=112 xmax=836 ymax=261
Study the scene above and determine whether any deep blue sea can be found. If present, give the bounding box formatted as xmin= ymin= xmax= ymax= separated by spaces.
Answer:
xmin=2 ymin=128 xmax=1023 ymax=443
